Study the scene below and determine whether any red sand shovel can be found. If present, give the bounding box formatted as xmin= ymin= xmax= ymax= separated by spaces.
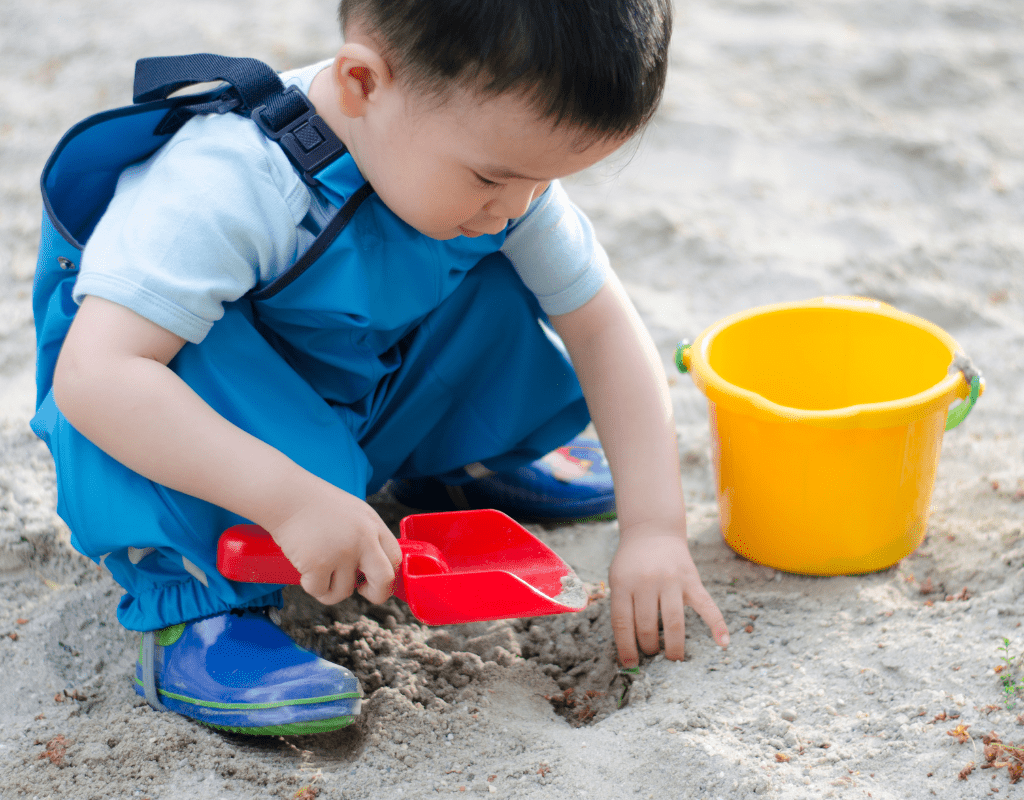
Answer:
xmin=216 ymin=509 xmax=588 ymax=625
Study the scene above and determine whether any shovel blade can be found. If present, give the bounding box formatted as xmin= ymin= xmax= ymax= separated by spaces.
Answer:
xmin=399 ymin=509 xmax=587 ymax=620
xmin=400 ymin=569 xmax=584 ymax=625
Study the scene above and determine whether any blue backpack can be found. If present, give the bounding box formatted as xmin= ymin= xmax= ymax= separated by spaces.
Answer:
xmin=32 ymin=54 xmax=347 ymax=412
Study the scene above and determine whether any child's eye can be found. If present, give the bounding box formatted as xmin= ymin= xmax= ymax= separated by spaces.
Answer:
xmin=473 ymin=172 xmax=502 ymax=188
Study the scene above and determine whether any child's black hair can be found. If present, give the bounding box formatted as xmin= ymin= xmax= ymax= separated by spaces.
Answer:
xmin=338 ymin=0 xmax=671 ymax=143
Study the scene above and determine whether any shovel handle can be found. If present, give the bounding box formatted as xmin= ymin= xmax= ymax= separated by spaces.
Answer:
xmin=217 ymin=525 xmax=446 ymax=597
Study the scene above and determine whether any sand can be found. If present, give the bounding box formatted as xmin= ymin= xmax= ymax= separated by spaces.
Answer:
xmin=1 ymin=0 xmax=1023 ymax=798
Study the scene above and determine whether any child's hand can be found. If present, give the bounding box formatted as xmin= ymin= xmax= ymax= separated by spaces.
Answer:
xmin=608 ymin=522 xmax=729 ymax=668
xmin=268 ymin=479 xmax=403 ymax=607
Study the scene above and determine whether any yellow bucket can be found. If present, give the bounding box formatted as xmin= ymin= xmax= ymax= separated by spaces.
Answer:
xmin=678 ymin=296 xmax=983 ymax=576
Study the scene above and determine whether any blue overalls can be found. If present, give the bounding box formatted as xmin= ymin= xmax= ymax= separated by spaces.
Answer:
xmin=31 ymin=55 xmax=589 ymax=632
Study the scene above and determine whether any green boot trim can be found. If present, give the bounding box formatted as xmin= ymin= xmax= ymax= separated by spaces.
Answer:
xmin=532 ymin=509 xmax=617 ymax=524
xmin=137 ymin=622 xmax=187 ymax=662
xmin=132 ymin=676 xmax=360 ymax=710
xmin=156 ymin=622 xmax=186 ymax=646
xmin=199 ymin=716 xmax=355 ymax=736
xmin=576 ymin=510 xmax=618 ymax=523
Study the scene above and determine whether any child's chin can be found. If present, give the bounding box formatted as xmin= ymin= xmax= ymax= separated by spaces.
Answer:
xmin=417 ymin=226 xmax=462 ymax=241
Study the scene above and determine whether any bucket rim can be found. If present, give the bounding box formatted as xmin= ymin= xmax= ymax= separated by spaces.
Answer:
xmin=685 ymin=296 xmax=972 ymax=429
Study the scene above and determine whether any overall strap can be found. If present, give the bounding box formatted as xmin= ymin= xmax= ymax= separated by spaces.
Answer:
xmin=133 ymin=54 xmax=372 ymax=295
xmin=133 ymin=53 xmax=347 ymax=185
xmin=250 ymin=182 xmax=376 ymax=301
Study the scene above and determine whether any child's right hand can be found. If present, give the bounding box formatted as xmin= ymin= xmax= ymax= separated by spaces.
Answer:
xmin=267 ymin=478 xmax=403 ymax=606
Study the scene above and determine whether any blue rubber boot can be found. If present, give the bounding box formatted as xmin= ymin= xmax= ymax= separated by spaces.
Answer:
xmin=388 ymin=436 xmax=616 ymax=523
xmin=134 ymin=609 xmax=360 ymax=735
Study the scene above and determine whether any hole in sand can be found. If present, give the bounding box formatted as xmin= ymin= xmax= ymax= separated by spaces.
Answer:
xmin=278 ymin=581 xmax=635 ymax=729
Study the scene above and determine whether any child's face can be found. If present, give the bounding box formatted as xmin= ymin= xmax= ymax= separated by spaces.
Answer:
xmin=349 ymin=84 xmax=626 ymax=241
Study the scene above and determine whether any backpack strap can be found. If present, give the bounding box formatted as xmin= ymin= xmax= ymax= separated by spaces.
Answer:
xmin=132 ymin=55 xmax=373 ymax=300
xmin=134 ymin=54 xmax=347 ymax=186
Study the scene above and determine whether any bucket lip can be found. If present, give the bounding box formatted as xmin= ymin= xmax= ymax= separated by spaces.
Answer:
xmin=687 ymin=296 xmax=968 ymax=429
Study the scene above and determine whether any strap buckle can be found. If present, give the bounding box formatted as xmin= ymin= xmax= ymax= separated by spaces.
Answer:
xmin=250 ymin=87 xmax=346 ymax=185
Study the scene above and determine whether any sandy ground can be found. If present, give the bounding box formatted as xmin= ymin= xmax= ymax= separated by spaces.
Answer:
xmin=2 ymin=0 xmax=1024 ymax=798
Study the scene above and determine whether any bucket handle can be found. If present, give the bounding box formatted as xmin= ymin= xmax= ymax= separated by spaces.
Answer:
xmin=676 ymin=341 xmax=981 ymax=431
xmin=945 ymin=354 xmax=982 ymax=431
xmin=675 ymin=340 xmax=692 ymax=374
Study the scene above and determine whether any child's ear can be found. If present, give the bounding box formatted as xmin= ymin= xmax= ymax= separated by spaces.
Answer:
xmin=332 ymin=43 xmax=392 ymax=118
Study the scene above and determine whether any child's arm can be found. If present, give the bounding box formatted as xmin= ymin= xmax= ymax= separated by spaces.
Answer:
xmin=549 ymin=272 xmax=729 ymax=667
xmin=52 ymin=295 xmax=402 ymax=604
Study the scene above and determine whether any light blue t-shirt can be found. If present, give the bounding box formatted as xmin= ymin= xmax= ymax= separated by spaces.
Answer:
xmin=76 ymin=62 xmax=609 ymax=344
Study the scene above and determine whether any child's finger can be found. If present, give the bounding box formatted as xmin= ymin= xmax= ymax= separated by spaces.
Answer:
xmin=633 ymin=593 xmax=661 ymax=656
xmin=300 ymin=568 xmax=333 ymax=603
xmin=610 ymin=589 xmax=639 ymax=667
xmin=379 ymin=529 xmax=403 ymax=572
xmin=356 ymin=545 xmax=397 ymax=605
xmin=688 ymin=584 xmax=730 ymax=649
xmin=318 ymin=565 xmax=359 ymax=606
xmin=659 ymin=590 xmax=687 ymax=661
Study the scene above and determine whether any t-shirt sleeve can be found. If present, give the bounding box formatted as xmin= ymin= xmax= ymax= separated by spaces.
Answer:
xmin=75 ymin=113 xmax=311 ymax=343
xmin=500 ymin=180 xmax=609 ymax=316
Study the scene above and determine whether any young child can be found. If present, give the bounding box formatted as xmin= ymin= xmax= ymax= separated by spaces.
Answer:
xmin=33 ymin=0 xmax=728 ymax=735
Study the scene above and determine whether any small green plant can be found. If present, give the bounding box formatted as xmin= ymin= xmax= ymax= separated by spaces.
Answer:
xmin=617 ymin=666 xmax=640 ymax=708
xmin=997 ymin=638 xmax=1023 ymax=710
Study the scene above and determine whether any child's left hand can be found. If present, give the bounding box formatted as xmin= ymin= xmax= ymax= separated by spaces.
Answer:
xmin=608 ymin=520 xmax=729 ymax=668
xmin=548 ymin=274 xmax=728 ymax=668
